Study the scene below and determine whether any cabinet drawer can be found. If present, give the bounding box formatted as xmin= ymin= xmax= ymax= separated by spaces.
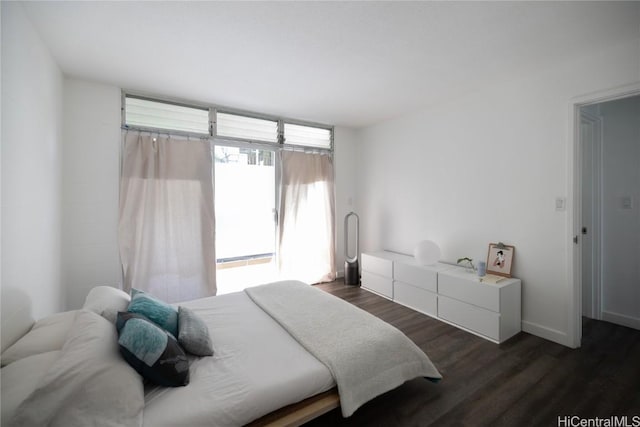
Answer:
xmin=393 ymin=281 xmax=437 ymax=317
xmin=362 ymin=253 xmax=393 ymax=278
xmin=438 ymin=272 xmax=499 ymax=312
xmin=438 ymin=295 xmax=500 ymax=340
xmin=394 ymin=262 xmax=437 ymax=292
xmin=362 ymin=271 xmax=393 ymax=299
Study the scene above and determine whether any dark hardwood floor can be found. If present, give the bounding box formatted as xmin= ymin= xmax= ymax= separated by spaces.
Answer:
xmin=307 ymin=281 xmax=640 ymax=426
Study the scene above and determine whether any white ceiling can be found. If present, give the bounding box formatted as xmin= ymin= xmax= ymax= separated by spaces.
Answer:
xmin=22 ymin=1 xmax=639 ymax=128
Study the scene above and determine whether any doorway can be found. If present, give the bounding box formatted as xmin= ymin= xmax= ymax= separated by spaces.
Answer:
xmin=214 ymin=145 xmax=278 ymax=294
xmin=573 ymin=87 xmax=640 ymax=346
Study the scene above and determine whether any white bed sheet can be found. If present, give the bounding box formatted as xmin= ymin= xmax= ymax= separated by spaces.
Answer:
xmin=143 ymin=291 xmax=335 ymax=427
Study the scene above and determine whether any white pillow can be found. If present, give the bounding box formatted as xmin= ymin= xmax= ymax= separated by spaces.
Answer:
xmin=10 ymin=310 xmax=144 ymax=427
xmin=1 ymin=310 xmax=77 ymax=367
xmin=0 ymin=350 xmax=61 ymax=425
xmin=82 ymin=286 xmax=131 ymax=323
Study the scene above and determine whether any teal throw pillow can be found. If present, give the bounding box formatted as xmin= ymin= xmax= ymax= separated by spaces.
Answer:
xmin=127 ymin=292 xmax=178 ymax=338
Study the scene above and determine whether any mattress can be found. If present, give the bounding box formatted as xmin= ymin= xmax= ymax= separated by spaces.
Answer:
xmin=143 ymin=291 xmax=335 ymax=426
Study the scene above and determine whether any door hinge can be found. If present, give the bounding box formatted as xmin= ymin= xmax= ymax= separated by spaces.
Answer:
xmin=573 ymin=235 xmax=579 ymax=244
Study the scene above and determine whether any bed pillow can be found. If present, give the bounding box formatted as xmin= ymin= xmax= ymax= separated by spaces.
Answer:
xmin=1 ymin=310 xmax=77 ymax=367
xmin=83 ymin=285 xmax=131 ymax=323
xmin=0 ymin=350 xmax=61 ymax=426
xmin=117 ymin=311 xmax=189 ymax=387
xmin=127 ymin=292 xmax=179 ymax=337
xmin=178 ymin=306 xmax=213 ymax=357
xmin=10 ymin=310 xmax=144 ymax=427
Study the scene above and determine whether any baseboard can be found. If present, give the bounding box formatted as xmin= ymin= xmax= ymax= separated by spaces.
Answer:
xmin=521 ymin=320 xmax=570 ymax=347
xmin=522 ymin=313 xmax=640 ymax=347
xmin=602 ymin=310 xmax=640 ymax=330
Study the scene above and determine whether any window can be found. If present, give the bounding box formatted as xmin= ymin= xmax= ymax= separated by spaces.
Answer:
xmin=122 ymin=92 xmax=334 ymax=152
xmin=121 ymin=92 xmax=335 ymax=294
xmin=214 ymin=146 xmax=274 ymax=166
xmin=216 ymin=112 xmax=278 ymax=143
xmin=124 ymin=96 xmax=209 ymax=134
xmin=284 ymin=123 xmax=332 ymax=149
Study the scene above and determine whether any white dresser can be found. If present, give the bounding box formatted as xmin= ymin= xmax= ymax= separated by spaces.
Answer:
xmin=361 ymin=251 xmax=521 ymax=344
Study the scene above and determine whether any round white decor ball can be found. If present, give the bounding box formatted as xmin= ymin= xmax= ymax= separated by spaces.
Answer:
xmin=414 ymin=240 xmax=441 ymax=265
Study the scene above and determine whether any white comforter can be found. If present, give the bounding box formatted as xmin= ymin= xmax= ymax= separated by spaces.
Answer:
xmin=143 ymin=291 xmax=335 ymax=426
xmin=246 ymin=281 xmax=442 ymax=417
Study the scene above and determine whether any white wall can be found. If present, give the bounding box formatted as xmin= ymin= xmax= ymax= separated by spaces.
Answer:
xmin=355 ymin=37 xmax=640 ymax=346
xmin=599 ymin=96 xmax=640 ymax=328
xmin=62 ymin=79 xmax=122 ymax=310
xmin=334 ymin=127 xmax=359 ymax=277
xmin=1 ymin=2 xmax=64 ymax=349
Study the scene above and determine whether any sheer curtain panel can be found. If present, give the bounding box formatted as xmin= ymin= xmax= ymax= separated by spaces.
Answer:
xmin=278 ymin=151 xmax=336 ymax=284
xmin=119 ymin=133 xmax=216 ymax=302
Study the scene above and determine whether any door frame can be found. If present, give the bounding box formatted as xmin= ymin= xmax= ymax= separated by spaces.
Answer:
xmin=567 ymin=82 xmax=640 ymax=348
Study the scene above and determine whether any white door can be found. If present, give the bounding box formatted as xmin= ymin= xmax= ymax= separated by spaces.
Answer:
xmin=580 ymin=110 xmax=602 ymax=319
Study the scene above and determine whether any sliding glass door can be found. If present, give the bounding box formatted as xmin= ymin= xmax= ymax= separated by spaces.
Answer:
xmin=214 ymin=145 xmax=278 ymax=294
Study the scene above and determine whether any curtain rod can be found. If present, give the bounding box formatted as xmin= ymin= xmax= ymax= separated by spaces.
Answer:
xmin=121 ymin=126 xmax=210 ymax=140
xmin=122 ymin=127 xmax=333 ymax=155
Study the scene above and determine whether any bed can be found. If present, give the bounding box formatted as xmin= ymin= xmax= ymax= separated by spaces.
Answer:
xmin=1 ymin=280 xmax=441 ymax=426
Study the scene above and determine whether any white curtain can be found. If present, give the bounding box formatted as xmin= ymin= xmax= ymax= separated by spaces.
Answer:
xmin=278 ymin=150 xmax=336 ymax=284
xmin=118 ymin=133 xmax=216 ymax=302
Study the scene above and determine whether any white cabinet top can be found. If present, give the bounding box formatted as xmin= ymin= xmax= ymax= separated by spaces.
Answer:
xmin=439 ymin=266 xmax=521 ymax=288
xmin=363 ymin=250 xmax=454 ymax=273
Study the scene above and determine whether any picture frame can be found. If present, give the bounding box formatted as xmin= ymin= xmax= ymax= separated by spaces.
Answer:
xmin=486 ymin=243 xmax=515 ymax=277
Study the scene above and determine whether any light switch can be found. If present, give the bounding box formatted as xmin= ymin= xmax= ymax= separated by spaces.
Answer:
xmin=555 ymin=197 xmax=566 ymax=211
xmin=621 ymin=196 xmax=632 ymax=210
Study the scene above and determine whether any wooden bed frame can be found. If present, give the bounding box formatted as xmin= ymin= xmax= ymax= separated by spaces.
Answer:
xmin=248 ymin=389 xmax=340 ymax=427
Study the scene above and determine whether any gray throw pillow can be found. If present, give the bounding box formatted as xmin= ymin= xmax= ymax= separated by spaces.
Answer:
xmin=178 ymin=306 xmax=213 ymax=357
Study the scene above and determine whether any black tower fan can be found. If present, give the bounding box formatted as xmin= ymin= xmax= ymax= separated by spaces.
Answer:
xmin=344 ymin=212 xmax=360 ymax=286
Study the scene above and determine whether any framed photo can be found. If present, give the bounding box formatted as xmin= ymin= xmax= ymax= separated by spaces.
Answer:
xmin=486 ymin=243 xmax=515 ymax=277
